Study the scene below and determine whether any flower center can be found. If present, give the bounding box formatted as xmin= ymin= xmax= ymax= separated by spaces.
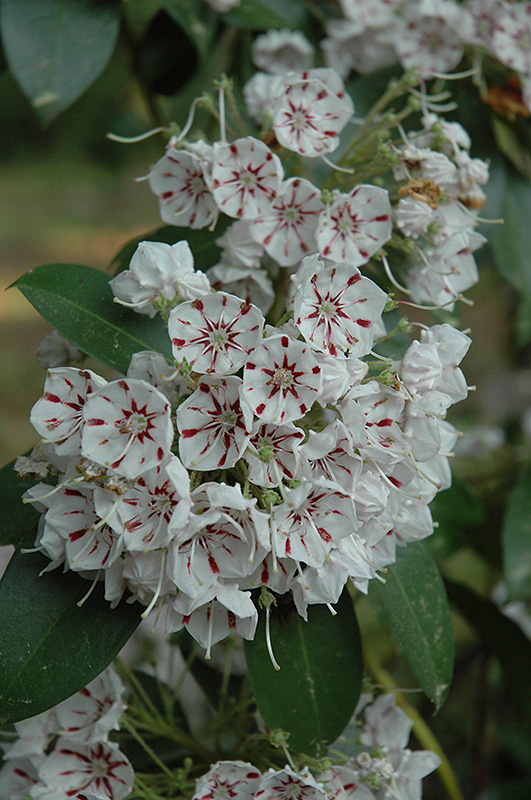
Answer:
xmin=272 ymin=367 xmax=293 ymax=386
xmin=117 ymin=414 xmax=148 ymax=435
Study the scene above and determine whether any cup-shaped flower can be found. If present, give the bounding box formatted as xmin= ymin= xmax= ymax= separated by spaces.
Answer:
xmin=38 ymin=740 xmax=133 ymax=800
xmin=148 ymin=148 xmax=218 ymax=229
xmin=271 ymin=480 xmax=358 ymax=568
xmin=272 ymin=76 xmax=353 ymax=157
xmin=193 ymin=761 xmax=262 ymax=800
xmin=244 ymin=421 xmax=305 ymax=487
xmin=241 ymin=334 xmax=322 ymax=426
xmin=54 ymin=666 xmax=126 ymax=745
xmin=30 ymin=368 xmax=107 ymax=456
xmin=110 ymin=240 xmax=210 ymax=317
xmin=250 ymin=177 xmax=322 ymax=266
xmin=293 ymin=261 xmax=387 ymax=357
xmin=94 ymin=455 xmax=192 ymax=553
xmin=81 ymin=379 xmax=173 ymax=480
xmin=317 ymin=185 xmax=392 ymax=265
xmin=177 ymin=376 xmax=250 ymax=470
xmin=210 ymin=137 xmax=283 ymax=219
xmin=43 ymin=485 xmax=122 ymax=572
xmin=255 ymin=766 xmax=327 ymax=800
xmin=169 ymin=292 xmax=264 ymax=375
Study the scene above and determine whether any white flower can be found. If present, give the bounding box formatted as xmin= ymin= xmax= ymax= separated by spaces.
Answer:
xmin=30 ymin=368 xmax=107 ymax=456
xmin=241 ymin=334 xmax=323 ymax=427
xmin=38 ymin=739 xmax=133 ymax=800
xmin=250 ymin=177 xmax=322 ymax=267
xmin=293 ymin=260 xmax=388 ymax=357
xmin=169 ymin=291 xmax=264 ymax=375
xmin=110 ymin=240 xmax=210 ymax=316
xmin=272 ymin=72 xmax=353 ymax=157
xmin=177 ymin=376 xmax=250 ymax=470
xmin=316 ymin=185 xmax=392 ymax=265
xmin=81 ymin=379 xmax=173 ymax=479
xmin=210 ymin=137 xmax=283 ymax=219
xmin=252 ymin=29 xmax=314 ymax=74
xmin=148 ymin=146 xmax=218 ymax=229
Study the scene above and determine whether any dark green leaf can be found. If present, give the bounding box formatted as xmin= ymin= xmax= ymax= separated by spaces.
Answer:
xmin=445 ymin=580 xmax=531 ymax=733
xmin=480 ymin=780 xmax=531 ymax=800
xmin=111 ymin=220 xmax=229 ymax=275
xmin=0 ymin=458 xmax=42 ymax=547
xmin=503 ymin=469 xmax=531 ymax=601
xmin=13 ymin=264 xmax=172 ymax=375
xmin=224 ymin=0 xmax=306 ymax=30
xmin=159 ymin=0 xmax=216 ymax=57
xmin=490 ymin=164 xmax=531 ymax=297
xmin=135 ymin=11 xmax=199 ymax=96
xmin=0 ymin=531 xmax=141 ymax=724
xmin=1 ymin=0 xmax=120 ymax=123
xmin=375 ymin=542 xmax=454 ymax=709
xmin=244 ymin=590 xmax=363 ymax=756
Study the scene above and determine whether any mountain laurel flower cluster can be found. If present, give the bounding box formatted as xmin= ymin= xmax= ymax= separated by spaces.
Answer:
xmin=191 ymin=693 xmax=441 ymax=800
xmin=20 ymin=60 xmax=488 ymax=663
xmin=0 ymin=666 xmax=132 ymax=800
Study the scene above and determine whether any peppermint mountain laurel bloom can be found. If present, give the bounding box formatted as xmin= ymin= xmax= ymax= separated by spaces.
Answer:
xmin=8 ymin=28 xmax=493 ymax=800
xmin=21 ymin=61 xmax=487 ymax=662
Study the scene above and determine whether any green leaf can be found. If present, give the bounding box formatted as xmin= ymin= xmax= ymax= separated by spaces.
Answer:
xmin=13 ymin=264 xmax=172 ymax=375
xmin=111 ymin=220 xmax=229 ymax=275
xmin=223 ymin=0 xmax=306 ymax=30
xmin=375 ymin=542 xmax=454 ymax=709
xmin=0 ymin=458 xmax=42 ymax=547
xmin=158 ymin=0 xmax=216 ymax=57
xmin=503 ymin=469 xmax=531 ymax=601
xmin=445 ymin=580 xmax=531 ymax=733
xmin=0 ymin=0 xmax=120 ymax=124
xmin=0 ymin=532 xmax=141 ymax=724
xmin=489 ymin=164 xmax=531 ymax=298
xmin=244 ymin=590 xmax=363 ymax=757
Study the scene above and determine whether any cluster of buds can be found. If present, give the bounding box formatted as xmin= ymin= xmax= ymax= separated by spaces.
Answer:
xmin=0 ymin=667 xmax=132 ymax=800
xmin=191 ymin=693 xmax=440 ymax=800
xmin=20 ymin=58 xmax=488 ymax=658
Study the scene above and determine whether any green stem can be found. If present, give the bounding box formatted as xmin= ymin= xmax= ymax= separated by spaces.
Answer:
xmin=121 ymin=717 xmax=177 ymax=781
xmin=363 ymin=647 xmax=465 ymax=800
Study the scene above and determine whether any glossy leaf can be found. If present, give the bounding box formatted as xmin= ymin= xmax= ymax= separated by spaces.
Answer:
xmin=13 ymin=264 xmax=172 ymax=375
xmin=503 ymin=469 xmax=531 ymax=601
xmin=375 ymin=542 xmax=454 ymax=709
xmin=1 ymin=0 xmax=120 ymax=123
xmin=0 ymin=532 xmax=141 ymax=724
xmin=446 ymin=580 xmax=531 ymax=732
xmin=244 ymin=590 xmax=363 ymax=756
xmin=0 ymin=457 xmax=42 ymax=547
xmin=224 ymin=0 xmax=306 ymax=30
xmin=111 ymin=219 xmax=229 ymax=275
